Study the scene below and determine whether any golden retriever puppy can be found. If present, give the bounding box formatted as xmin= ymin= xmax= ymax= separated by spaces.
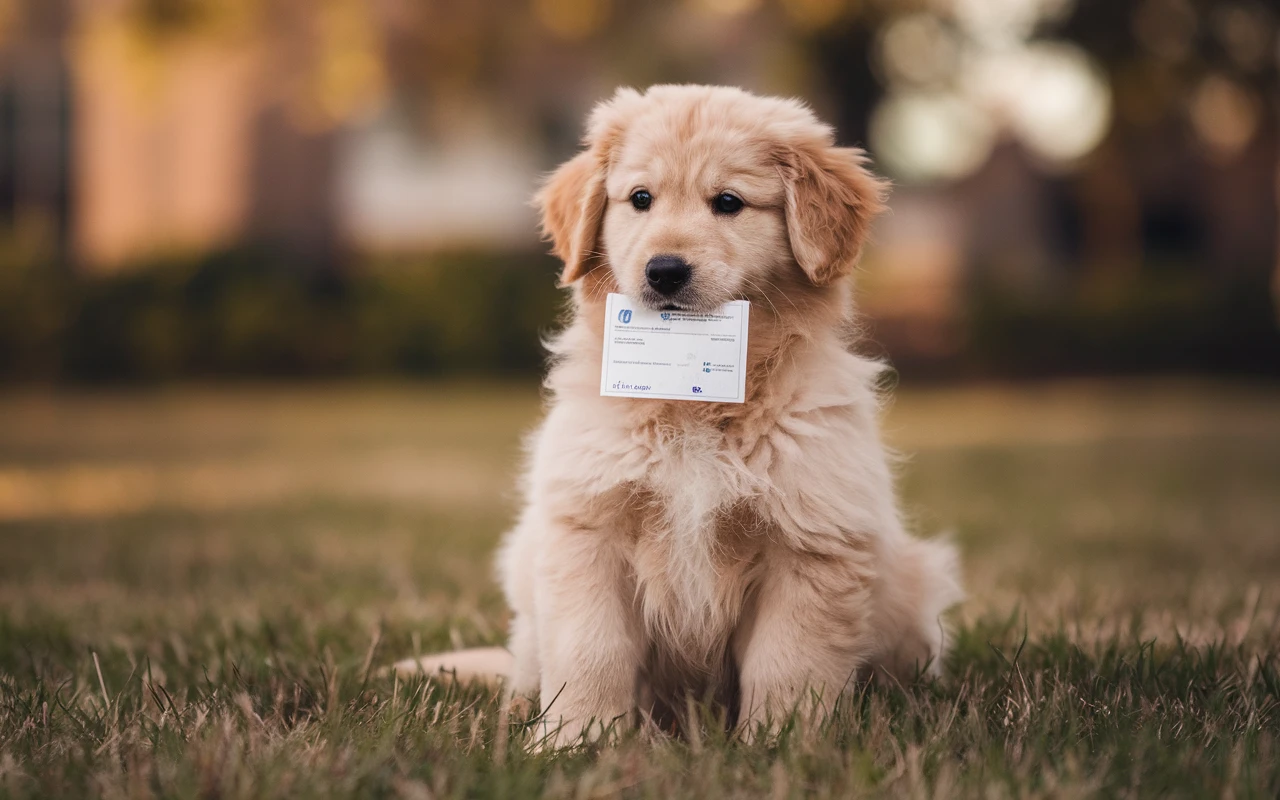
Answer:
xmin=397 ymin=84 xmax=962 ymax=746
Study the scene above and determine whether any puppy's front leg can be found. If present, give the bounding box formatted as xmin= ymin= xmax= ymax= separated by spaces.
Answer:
xmin=534 ymin=520 xmax=642 ymax=748
xmin=733 ymin=547 xmax=872 ymax=739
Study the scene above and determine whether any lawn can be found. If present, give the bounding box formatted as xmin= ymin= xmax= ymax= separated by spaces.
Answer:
xmin=1 ymin=380 xmax=1278 ymax=797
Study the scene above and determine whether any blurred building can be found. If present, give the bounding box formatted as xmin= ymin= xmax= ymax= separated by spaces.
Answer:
xmin=72 ymin=22 xmax=278 ymax=267
xmin=0 ymin=0 xmax=542 ymax=270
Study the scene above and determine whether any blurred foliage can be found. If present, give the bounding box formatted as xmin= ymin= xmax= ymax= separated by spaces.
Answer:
xmin=0 ymin=249 xmax=1276 ymax=383
xmin=0 ymin=250 xmax=564 ymax=383
xmin=967 ymin=273 xmax=1280 ymax=378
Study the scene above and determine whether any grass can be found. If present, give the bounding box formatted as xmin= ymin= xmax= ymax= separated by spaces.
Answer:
xmin=1 ymin=379 xmax=1279 ymax=797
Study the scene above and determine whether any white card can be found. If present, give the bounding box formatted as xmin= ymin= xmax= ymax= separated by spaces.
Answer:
xmin=600 ymin=293 xmax=749 ymax=403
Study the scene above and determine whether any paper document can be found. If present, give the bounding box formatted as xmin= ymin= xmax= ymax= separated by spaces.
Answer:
xmin=600 ymin=292 xmax=749 ymax=403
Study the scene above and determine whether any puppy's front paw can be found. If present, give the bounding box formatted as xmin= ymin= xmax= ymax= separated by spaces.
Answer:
xmin=505 ymin=690 xmax=535 ymax=720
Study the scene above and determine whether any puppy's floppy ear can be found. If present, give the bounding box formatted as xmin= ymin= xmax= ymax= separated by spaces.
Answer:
xmin=780 ymin=145 xmax=889 ymax=285
xmin=534 ymin=151 xmax=607 ymax=286
xmin=534 ymin=88 xmax=641 ymax=286
xmin=534 ymin=150 xmax=606 ymax=285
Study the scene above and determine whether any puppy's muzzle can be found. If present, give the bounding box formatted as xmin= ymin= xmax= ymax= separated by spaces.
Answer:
xmin=645 ymin=255 xmax=692 ymax=296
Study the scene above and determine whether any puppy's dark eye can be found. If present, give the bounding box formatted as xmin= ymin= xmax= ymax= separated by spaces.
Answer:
xmin=630 ymin=190 xmax=652 ymax=211
xmin=712 ymin=192 xmax=744 ymax=215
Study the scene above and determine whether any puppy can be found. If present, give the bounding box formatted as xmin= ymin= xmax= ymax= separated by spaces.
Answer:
xmin=396 ymin=85 xmax=963 ymax=746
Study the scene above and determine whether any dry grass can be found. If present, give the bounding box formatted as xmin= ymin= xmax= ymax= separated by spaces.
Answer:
xmin=1 ymin=379 xmax=1278 ymax=797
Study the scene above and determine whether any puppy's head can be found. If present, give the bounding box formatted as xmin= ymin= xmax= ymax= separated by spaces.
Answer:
xmin=535 ymin=85 xmax=887 ymax=313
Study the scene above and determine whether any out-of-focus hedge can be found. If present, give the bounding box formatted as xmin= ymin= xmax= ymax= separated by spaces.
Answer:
xmin=0 ymin=246 xmax=1275 ymax=382
xmin=966 ymin=274 xmax=1280 ymax=379
xmin=0 ymin=249 xmax=566 ymax=382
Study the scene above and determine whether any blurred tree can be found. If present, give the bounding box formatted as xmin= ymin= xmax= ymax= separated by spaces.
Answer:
xmin=0 ymin=0 xmax=73 ymax=262
xmin=1057 ymin=0 xmax=1279 ymax=316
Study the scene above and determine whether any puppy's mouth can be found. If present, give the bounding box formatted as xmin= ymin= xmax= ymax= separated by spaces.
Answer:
xmin=638 ymin=289 xmax=721 ymax=314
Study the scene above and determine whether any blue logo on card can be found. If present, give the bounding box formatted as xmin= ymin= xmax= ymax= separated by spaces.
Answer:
xmin=618 ymin=309 xmax=632 ymax=324
xmin=660 ymin=312 xmax=671 ymax=321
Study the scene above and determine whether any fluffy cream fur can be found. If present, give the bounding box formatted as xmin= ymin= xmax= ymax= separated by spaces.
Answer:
xmin=395 ymin=85 xmax=963 ymax=746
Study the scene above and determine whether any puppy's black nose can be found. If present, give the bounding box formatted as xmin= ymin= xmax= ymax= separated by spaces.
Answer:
xmin=645 ymin=255 xmax=692 ymax=296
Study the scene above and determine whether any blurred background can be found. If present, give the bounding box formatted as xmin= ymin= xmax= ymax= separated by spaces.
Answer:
xmin=0 ymin=0 xmax=1276 ymax=382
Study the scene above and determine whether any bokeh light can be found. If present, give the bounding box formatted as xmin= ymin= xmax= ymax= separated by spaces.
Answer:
xmin=779 ymin=0 xmax=849 ymax=31
xmin=872 ymin=0 xmax=1112 ymax=181
xmin=870 ymin=91 xmax=997 ymax=182
xmin=535 ymin=0 xmax=611 ymax=40
xmin=877 ymin=12 xmax=961 ymax=88
xmin=964 ymin=42 xmax=1112 ymax=167
xmin=1211 ymin=3 xmax=1275 ymax=73
xmin=1189 ymin=74 xmax=1260 ymax=159
xmin=949 ymin=0 xmax=1074 ymax=46
xmin=1132 ymin=0 xmax=1197 ymax=62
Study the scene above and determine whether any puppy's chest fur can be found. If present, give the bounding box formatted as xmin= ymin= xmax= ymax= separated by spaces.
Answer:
xmin=606 ymin=411 xmax=772 ymax=671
